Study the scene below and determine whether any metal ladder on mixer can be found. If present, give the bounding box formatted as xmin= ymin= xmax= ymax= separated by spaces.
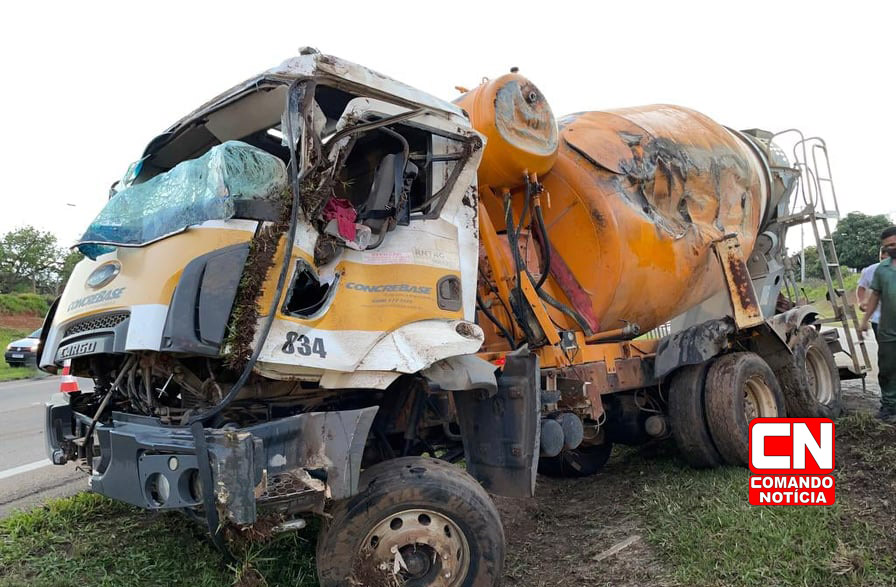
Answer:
xmin=772 ymin=130 xmax=872 ymax=380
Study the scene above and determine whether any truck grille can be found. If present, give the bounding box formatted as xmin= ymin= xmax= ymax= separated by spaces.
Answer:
xmin=65 ymin=312 xmax=129 ymax=338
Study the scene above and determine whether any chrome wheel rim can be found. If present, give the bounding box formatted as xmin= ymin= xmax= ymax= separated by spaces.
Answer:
xmin=361 ymin=508 xmax=471 ymax=586
xmin=806 ymin=347 xmax=834 ymax=405
xmin=744 ymin=375 xmax=778 ymax=421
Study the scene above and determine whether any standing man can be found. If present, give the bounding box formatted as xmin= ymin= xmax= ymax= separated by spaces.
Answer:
xmin=859 ymin=247 xmax=886 ymax=341
xmin=860 ymin=226 xmax=896 ymax=420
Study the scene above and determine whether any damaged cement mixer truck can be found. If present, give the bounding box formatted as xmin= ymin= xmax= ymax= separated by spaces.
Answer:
xmin=41 ymin=49 xmax=867 ymax=586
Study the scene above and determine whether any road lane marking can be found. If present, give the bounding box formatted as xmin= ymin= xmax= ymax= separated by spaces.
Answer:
xmin=0 ymin=377 xmax=90 ymax=390
xmin=0 ymin=459 xmax=52 ymax=481
xmin=0 ymin=380 xmax=59 ymax=391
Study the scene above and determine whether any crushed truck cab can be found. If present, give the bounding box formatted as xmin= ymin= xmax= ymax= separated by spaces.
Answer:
xmin=42 ymin=49 xmax=864 ymax=586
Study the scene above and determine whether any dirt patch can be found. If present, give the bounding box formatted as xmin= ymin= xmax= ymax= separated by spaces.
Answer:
xmin=0 ymin=315 xmax=42 ymax=331
xmin=838 ymin=380 xmax=895 ymax=552
xmin=497 ymin=453 xmax=672 ymax=587
xmin=496 ymin=405 xmax=895 ymax=587
xmin=837 ymin=417 xmax=896 ymax=558
xmin=233 ymin=566 xmax=268 ymax=587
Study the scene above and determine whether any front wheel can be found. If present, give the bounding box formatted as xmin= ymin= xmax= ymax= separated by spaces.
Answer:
xmin=316 ymin=456 xmax=505 ymax=587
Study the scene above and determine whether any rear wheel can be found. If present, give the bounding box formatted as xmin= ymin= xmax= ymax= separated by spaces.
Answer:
xmin=537 ymin=440 xmax=613 ymax=478
xmin=668 ymin=362 xmax=724 ymax=468
xmin=316 ymin=457 xmax=504 ymax=587
xmin=704 ymin=352 xmax=785 ymax=466
xmin=779 ymin=325 xmax=842 ymax=418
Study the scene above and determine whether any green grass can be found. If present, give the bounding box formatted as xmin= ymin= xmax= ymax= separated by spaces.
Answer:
xmin=3 ymin=418 xmax=894 ymax=586
xmin=793 ymin=273 xmax=863 ymax=320
xmin=636 ymin=468 xmax=887 ymax=585
xmin=798 ymin=274 xmax=859 ymax=301
xmin=0 ymin=326 xmax=40 ymax=382
xmin=632 ymin=417 xmax=896 ymax=587
xmin=0 ymin=493 xmax=319 ymax=587
xmin=0 ymin=293 xmax=49 ymax=316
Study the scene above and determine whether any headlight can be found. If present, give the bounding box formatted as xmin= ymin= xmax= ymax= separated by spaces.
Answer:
xmin=5 ymin=343 xmax=11 ymax=351
xmin=29 ymin=344 xmax=39 ymax=352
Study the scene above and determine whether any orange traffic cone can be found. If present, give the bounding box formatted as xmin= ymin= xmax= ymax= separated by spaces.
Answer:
xmin=59 ymin=360 xmax=80 ymax=393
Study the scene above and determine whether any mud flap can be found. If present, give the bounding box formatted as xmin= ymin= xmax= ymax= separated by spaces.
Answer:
xmin=452 ymin=351 xmax=540 ymax=497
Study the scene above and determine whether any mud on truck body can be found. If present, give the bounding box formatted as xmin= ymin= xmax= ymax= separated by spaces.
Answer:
xmin=41 ymin=49 xmax=858 ymax=586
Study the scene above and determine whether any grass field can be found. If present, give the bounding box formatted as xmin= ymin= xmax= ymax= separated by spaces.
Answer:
xmin=0 ymin=293 xmax=49 ymax=317
xmin=0 ymin=495 xmax=318 ymax=587
xmin=637 ymin=454 xmax=894 ymax=585
xmin=792 ymin=273 xmax=864 ymax=320
xmin=2 ymin=415 xmax=893 ymax=587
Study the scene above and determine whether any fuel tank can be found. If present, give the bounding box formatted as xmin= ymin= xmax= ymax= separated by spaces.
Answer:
xmin=458 ymin=76 xmax=786 ymax=337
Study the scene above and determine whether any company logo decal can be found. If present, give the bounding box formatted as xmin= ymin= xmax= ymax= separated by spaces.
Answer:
xmin=85 ymin=261 xmax=121 ymax=289
xmin=67 ymin=288 xmax=126 ymax=312
xmin=59 ymin=340 xmax=98 ymax=359
xmin=345 ymin=282 xmax=432 ymax=295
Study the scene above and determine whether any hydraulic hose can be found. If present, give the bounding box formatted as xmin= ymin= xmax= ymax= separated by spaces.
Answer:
xmin=516 ymin=173 xmax=532 ymax=236
xmin=504 ymin=192 xmax=525 ymax=304
xmin=477 ymin=294 xmax=515 ymax=345
xmin=533 ymin=199 xmax=551 ymax=290
xmin=530 ymin=274 xmax=594 ymax=336
xmin=505 ymin=186 xmax=594 ymax=337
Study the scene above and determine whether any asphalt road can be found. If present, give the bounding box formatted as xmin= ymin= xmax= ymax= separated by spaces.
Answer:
xmin=835 ymin=326 xmax=879 ymax=371
xmin=0 ymin=375 xmax=92 ymax=518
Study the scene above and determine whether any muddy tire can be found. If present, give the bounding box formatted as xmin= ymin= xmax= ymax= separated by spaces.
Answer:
xmin=668 ymin=362 xmax=724 ymax=468
xmin=537 ymin=441 xmax=613 ymax=478
xmin=704 ymin=352 xmax=786 ymax=466
xmin=316 ymin=456 xmax=505 ymax=587
xmin=779 ymin=326 xmax=842 ymax=418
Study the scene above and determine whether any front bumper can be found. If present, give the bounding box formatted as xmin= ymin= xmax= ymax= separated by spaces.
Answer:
xmin=45 ymin=403 xmax=376 ymax=525
xmin=5 ymin=350 xmax=36 ymax=365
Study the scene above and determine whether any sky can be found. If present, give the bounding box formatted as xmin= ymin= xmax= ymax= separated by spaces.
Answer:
xmin=1 ymin=0 xmax=893 ymax=251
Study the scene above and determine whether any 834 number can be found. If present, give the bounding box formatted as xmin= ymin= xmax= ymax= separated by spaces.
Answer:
xmin=281 ymin=332 xmax=327 ymax=358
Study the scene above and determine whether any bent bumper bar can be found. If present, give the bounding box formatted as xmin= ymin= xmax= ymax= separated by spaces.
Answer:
xmin=45 ymin=403 xmax=376 ymax=525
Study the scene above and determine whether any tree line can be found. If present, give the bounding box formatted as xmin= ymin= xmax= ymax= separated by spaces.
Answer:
xmin=793 ymin=211 xmax=893 ymax=280
xmin=0 ymin=226 xmax=83 ymax=295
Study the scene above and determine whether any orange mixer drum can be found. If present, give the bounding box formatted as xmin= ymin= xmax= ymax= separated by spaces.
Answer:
xmin=541 ymin=105 xmax=769 ymax=333
xmin=464 ymin=75 xmax=773 ymax=335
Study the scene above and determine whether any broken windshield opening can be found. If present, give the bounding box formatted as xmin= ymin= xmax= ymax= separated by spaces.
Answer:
xmin=292 ymin=90 xmax=474 ymax=264
xmin=76 ymin=141 xmax=288 ymax=259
